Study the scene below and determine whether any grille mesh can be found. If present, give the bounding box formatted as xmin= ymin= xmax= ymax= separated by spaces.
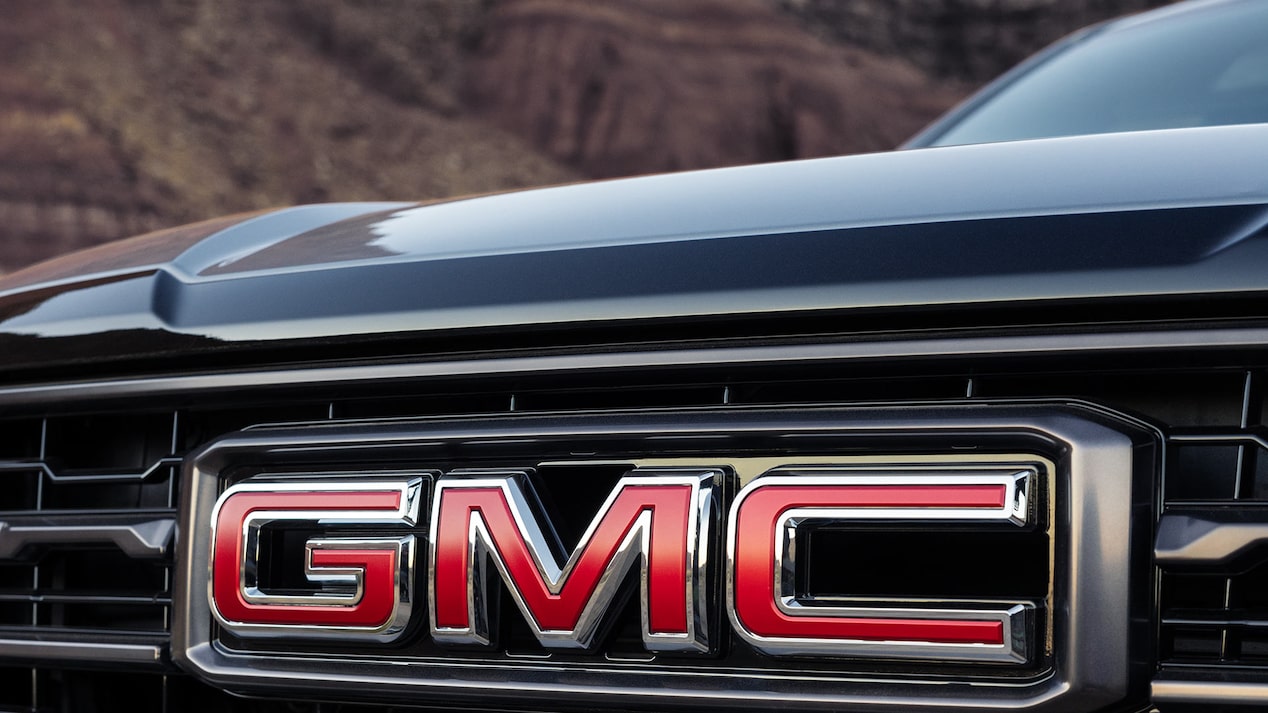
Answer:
xmin=0 ymin=414 xmax=177 ymax=637
xmin=1155 ymin=368 xmax=1268 ymax=670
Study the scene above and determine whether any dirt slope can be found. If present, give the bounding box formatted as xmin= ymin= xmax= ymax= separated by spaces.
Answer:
xmin=0 ymin=0 xmax=574 ymax=272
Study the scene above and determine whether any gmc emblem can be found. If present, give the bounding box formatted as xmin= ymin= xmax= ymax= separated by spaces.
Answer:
xmin=178 ymin=408 xmax=1143 ymax=711
xmin=209 ymin=466 xmax=1032 ymax=662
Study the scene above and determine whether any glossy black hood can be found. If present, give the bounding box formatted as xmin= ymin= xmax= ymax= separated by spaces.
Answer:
xmin=2 ymin=124 xmax=1268 ymax=377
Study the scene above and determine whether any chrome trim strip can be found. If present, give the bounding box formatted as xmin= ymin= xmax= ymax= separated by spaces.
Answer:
xmin=1155 ymin=512 xmax=1268 ymax=567
xmin=1 ymin=326 xmax=1266 ymax=408
xmin=0 ymin=638 xmax=165 ymax=665
xmin=0 ymin=516 xmax=176 ymax=560
xmin=0 ymin=458 xmax=181 ymax=483
xmin=1169 ymin=431 xmax=1268 ymax=449
xmin=1153 ymin=678 xmax=1268 ymax=705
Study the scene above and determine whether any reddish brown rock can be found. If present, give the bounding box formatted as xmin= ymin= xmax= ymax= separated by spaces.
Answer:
xmin=0 ymin=0 xmax=1178 ymax=273
xmin=464 ymin=0 xmax=964 ymax=178
xmin=0 ymin=0 xmax=573 ymax=272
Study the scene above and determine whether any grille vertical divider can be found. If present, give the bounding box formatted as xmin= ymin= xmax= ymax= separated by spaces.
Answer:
xmin=1219 ymin=372 xmax=1256 ymax=661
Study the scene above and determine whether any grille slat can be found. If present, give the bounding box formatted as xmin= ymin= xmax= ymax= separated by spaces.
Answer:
xmin=1155 ymin=371 xmax=1268 ymax=676
xmin=0 ymin=413 xmax=178 ymax=673
xmin=1164 ymin=612 xmax=1268 ymax=627
xmin=0 ymin=594 xmax=173 ymax=605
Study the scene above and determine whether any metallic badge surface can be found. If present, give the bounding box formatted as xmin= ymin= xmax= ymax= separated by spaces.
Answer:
xmin=176 ymin=406 xmax=1142 ymax=713
xmin=209 ymin=478 xmax=423 ymax=641
xmin=727 ymin=469 xmax=1034 ymax=662
xmin=428 ymin=468 xmax=718 ymax=652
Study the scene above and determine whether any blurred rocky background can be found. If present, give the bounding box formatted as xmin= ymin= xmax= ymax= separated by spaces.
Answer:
xmin=0 ymin=0 xmax=1174 ymax=273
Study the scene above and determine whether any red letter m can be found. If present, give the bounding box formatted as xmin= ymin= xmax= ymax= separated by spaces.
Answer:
xmin=428 ymin=469 xmax=716 ymax=652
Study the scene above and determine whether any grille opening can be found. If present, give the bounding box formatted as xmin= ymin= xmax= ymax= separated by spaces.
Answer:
xmin=3 ymin=548 xmax=174 ymax=633
xmin=497 ymin=568 xmax=649 ymax=658
xmin=162 ymin=673 xmax=258 ymax=712
xmin=259 ymin=527 xmax=340 ymax=595
xmin=39 ymin=476 xmax=172 ymax=510
xmin=1161 ymin=574 xmax=1229 ymax=611
xmin=1234 ymin=561 xmax=1268 ymax=611
xmin=602 ymin=585 xmax=666 ymax=659
xmin=336 ymin=392 xmax=512 ymax=420
xmin=734 ymin=376 xmax=967 ymax=405
xmin=0 ymin=565 xmax=32 ymax=590
xmin=973 ymin=370 xmax=1248 ymax=427
xmin=512 ymin=385 xmax=723 ymax=413
xmin=0 ymin=419 xmax=40 ymax=460
xmin=531 ymin=464 xmax=631 ymax=552
xmin=1167 ymin=444 xmax=1242 ymax=500
xmin=180 ymin=405 xmax=333 ymax=452
xmin=0 ymin=469 xmax=39 ymax=511
xmin=500 ymin=582 xmax=544 ymax=656
xmin=42 ymin=413 xmax=173 ymax=475
xmin=1165 ymin=627 xmax=1224 ymax=660
xmin=1240 ymin=634 xmax=1268 ymax=664
xmin=37 ymin=550 xmax=167 ymax=597
xmin=0 ymin=668 xmax=294 ymax=713
xmin=0 ymin=667 xmax=31 ymax=710
xmin=41 ymin=670 xmax=164 ymax=712
xmin=0 ymin=601 xmax=31 ymax=626
xmin=804 ymin=528 xmax=1049 ymax=599
xmin=49 ymin=601 xmax=166 ymax=631
xmin=1252 ymin=452 xmax=1268 ymax=499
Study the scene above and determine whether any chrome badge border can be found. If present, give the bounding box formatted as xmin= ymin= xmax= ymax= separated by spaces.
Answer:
xmin=173 ymin=404 xmax=1145 ymax=713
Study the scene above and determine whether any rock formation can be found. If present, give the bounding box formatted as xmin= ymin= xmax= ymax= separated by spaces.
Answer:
xmin=0 ymin=0 xmax=1176 ymax=272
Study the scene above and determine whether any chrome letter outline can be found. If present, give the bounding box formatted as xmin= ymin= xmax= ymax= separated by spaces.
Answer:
xmin=209 ymin=478 xmax=423 ymax=641
xmin=429 ymin=468 xmax=719 ymax=652
xmin=727 ymin=468 xmax=1035 ymax=662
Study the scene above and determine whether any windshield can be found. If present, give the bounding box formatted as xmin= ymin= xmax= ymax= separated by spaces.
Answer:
xmin=921 ymin=0 xmax=1268 ymax=147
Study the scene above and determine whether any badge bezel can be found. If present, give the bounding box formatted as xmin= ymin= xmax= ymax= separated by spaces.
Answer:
xmin=173 ymin=404 xmax=1145 ymax=713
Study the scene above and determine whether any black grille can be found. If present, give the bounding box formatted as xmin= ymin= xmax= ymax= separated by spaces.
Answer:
xmin=0 ymin=405 xmax=321 ymax=713
xmin=0 ymin=414 xmax=177 ymax=634
xmin=0 ymin=352 xmax=1262 ymax=710
xmin=0 ymin=414 xmax=174 ymax=712
xmin=1155 ymin=370 xmax=1268 ymax=672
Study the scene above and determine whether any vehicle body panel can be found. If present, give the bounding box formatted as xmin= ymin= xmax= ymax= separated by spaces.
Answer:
xmin=2 ymin=125 xmax=1267 ymax=375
